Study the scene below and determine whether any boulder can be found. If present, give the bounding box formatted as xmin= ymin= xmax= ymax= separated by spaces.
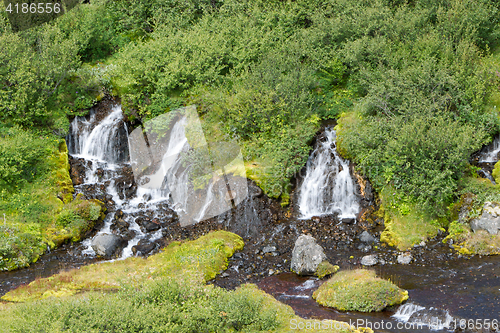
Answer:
xmin=313 ymin=269 xmax=408 ymax=312
xmin=359 ymin=231 xmax=376 ymax=243
xmin=91 ymin=234 xmax=126 ymax=257
xmin=111 ymin=218 xmax=129 ymax=233
xmin=361 ymin=254 xmax=378 ymax=266
xmin=291 ymin=235 xmax=327 ymax=275
xmin=397 ymin=252 xmax=412 ymax=265
xmin=135 ymin=217 xmax=161 ymax=232
xmin=470 ymin=202 xmax=500 ymax=235
xmin=132 ymin=239 xmax=157 ymax=256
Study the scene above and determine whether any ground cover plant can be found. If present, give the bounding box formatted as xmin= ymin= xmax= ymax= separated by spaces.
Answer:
xmin=0 ymin=231 xmax=367 ymax=333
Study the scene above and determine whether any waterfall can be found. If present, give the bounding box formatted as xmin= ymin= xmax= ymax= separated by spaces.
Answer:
xmin=67 ymin=104 xmax=248 ymax=259
xmin=298 ymin=127 xmax=359 ymax=220
xmin=479 ymin=135 xmax=500 ymax=163
xmin=128 ymin=106 xmax=248 ymax=227
xmin=67 ymin=105 xmax=173 ymax=259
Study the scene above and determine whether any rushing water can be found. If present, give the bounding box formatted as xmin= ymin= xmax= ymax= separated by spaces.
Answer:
xmin=298 ymin=127 xmax=359 ymax=220
xmin=66 ymin=105 xmax=248 ymax=258
xmin=479 ymin=135 xmax=500 ymax=163
xmin=67 ymin=105 xmax=173 ymax=259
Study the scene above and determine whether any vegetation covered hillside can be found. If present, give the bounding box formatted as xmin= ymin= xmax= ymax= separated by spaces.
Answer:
xmin=2 ymin=0 xmax=500 ymax=263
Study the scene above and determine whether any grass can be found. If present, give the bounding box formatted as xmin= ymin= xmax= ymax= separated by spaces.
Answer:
xmin=0 ymin=231 xmax=371 ymax=333
xmin=313 ymin=269 xmax=408 ymax=312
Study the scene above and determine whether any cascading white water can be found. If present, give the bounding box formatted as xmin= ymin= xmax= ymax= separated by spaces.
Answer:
xmin=128 ymin=106 xmax=248 ymax=226
xmin=68 ymin=105 xmax=173 ymax=259
xmin=479 ymin=135 xmax=500 ymax=162
xmin=393 ymin=303 xmax=426 ymax=322
xmin=69 ymin=104 xmax=248 ymax=258
xmin=298 ymin=127 xmax=359 ymax=220
xmin=392 ymin=303 xmax=455 ymax=330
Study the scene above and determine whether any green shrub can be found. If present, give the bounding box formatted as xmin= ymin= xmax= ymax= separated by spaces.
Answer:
xmin=0 ymin=126 xmax=49 ymax=188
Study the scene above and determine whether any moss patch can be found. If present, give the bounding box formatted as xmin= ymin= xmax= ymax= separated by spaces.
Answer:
xmin=1 ymin=231 xmax=244 ymax=302
xmin=492 ymin=161 xmax=500 ymax=184
xmin=313 ymin=269 xmax=408 ymax=312
xmin=315 ymin=261 xmax=339 ymax=279
xmin=0 ymin=231 xmax=370 ymax=333
xmin=446 ymin=221 xmax=500 ymax=255
xmin=379 ymin=187 xmax=442 ymax=250
xmin=0 ymin=138 xmax=106 ymax=271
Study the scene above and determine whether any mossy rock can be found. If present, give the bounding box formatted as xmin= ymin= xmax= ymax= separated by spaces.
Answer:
xmin=313 ymin=269 xmax=408 ymax=312
xmin=493 ymin=161 xmax=500 ymax=184
xmin=315 ymin=261 xmax=339 ymax=279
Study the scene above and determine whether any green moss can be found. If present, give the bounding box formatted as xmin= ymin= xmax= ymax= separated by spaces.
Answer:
xmin=0 ymin=231 xmax=370 ymax=333
xmin=493 ymin=161 xmax=500 ymax=184
xmin=315 ymin=261 xmax=339 ymax=279
xmin=445 ymin=221 xmax=500 ymax=255
xmin=378 ymin=186 xmax=442 ymax=250
xmin=313 ymin=269 xmax=408 ymax=312
xmin=0 ymin=137 xmax=107 ymax=271
xmin=1 ymin=231 xmax=244 ymax=302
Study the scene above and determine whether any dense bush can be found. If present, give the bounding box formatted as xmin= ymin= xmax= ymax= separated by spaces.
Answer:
xmin=334 ymin=0 xmax=500 ymax=215
xmin=8 ymin=279 xmax=279 ymax=332
xmin=0 ymin=126 xmax=49 ymax=188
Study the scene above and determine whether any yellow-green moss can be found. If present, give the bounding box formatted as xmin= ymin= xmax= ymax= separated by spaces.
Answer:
xmin=1 ymin=231 xmax=244 ymax=302
xmin=313 ymin=269 xmax=408 ymax=312
xmin=445 ymin=220 xmax=500 ymax=255
xmin=315 ymin=261 xmax=339 ymax=279
xmin=0 ymin=138 xmax=108 ymax=271
xmin=379 ymin=187 xmax=441 ymax=250
xmin=493 ymin=161 xmax=500 ymax=184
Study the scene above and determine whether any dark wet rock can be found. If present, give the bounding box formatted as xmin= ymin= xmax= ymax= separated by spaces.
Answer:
xmin=291 ymin=235 xmax=327 ymax=275
xmin=111 ymin=218 xmax=129 ymax=233
xmin=135 ymin=217 xmax=161 ymax=232
xmin=342 ymin=217 xmax=356 ymax=224
xmin=132 ymin=239 xmax=157 ymax=256
xmin=91 ymin=234 xmax=126 ymax=257
xmin=359 ymin=231 xmax=376 ymax=243
xmin=115 ymin=209 xmax=124 ymax=219
xmin=397 ymin=252 xmax=412 ymax=265
xmin=361 ymin=254 xmax=378 ymax=266
xmin=68 ymin=156 xmax=87 ymax=185
xmin=122 ymin=230 xmax=137 ymax=241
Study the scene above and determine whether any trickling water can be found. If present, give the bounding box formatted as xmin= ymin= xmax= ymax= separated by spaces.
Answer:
xmin=128 ymin=107 xmax=248 ymax=227
xmin=68 ymin=104 xmax=249 ymax=258
xmin=298 ymin=127 xmax=359 ymax=220
xmin=392 ymin=303 xmax=426 ymax=322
